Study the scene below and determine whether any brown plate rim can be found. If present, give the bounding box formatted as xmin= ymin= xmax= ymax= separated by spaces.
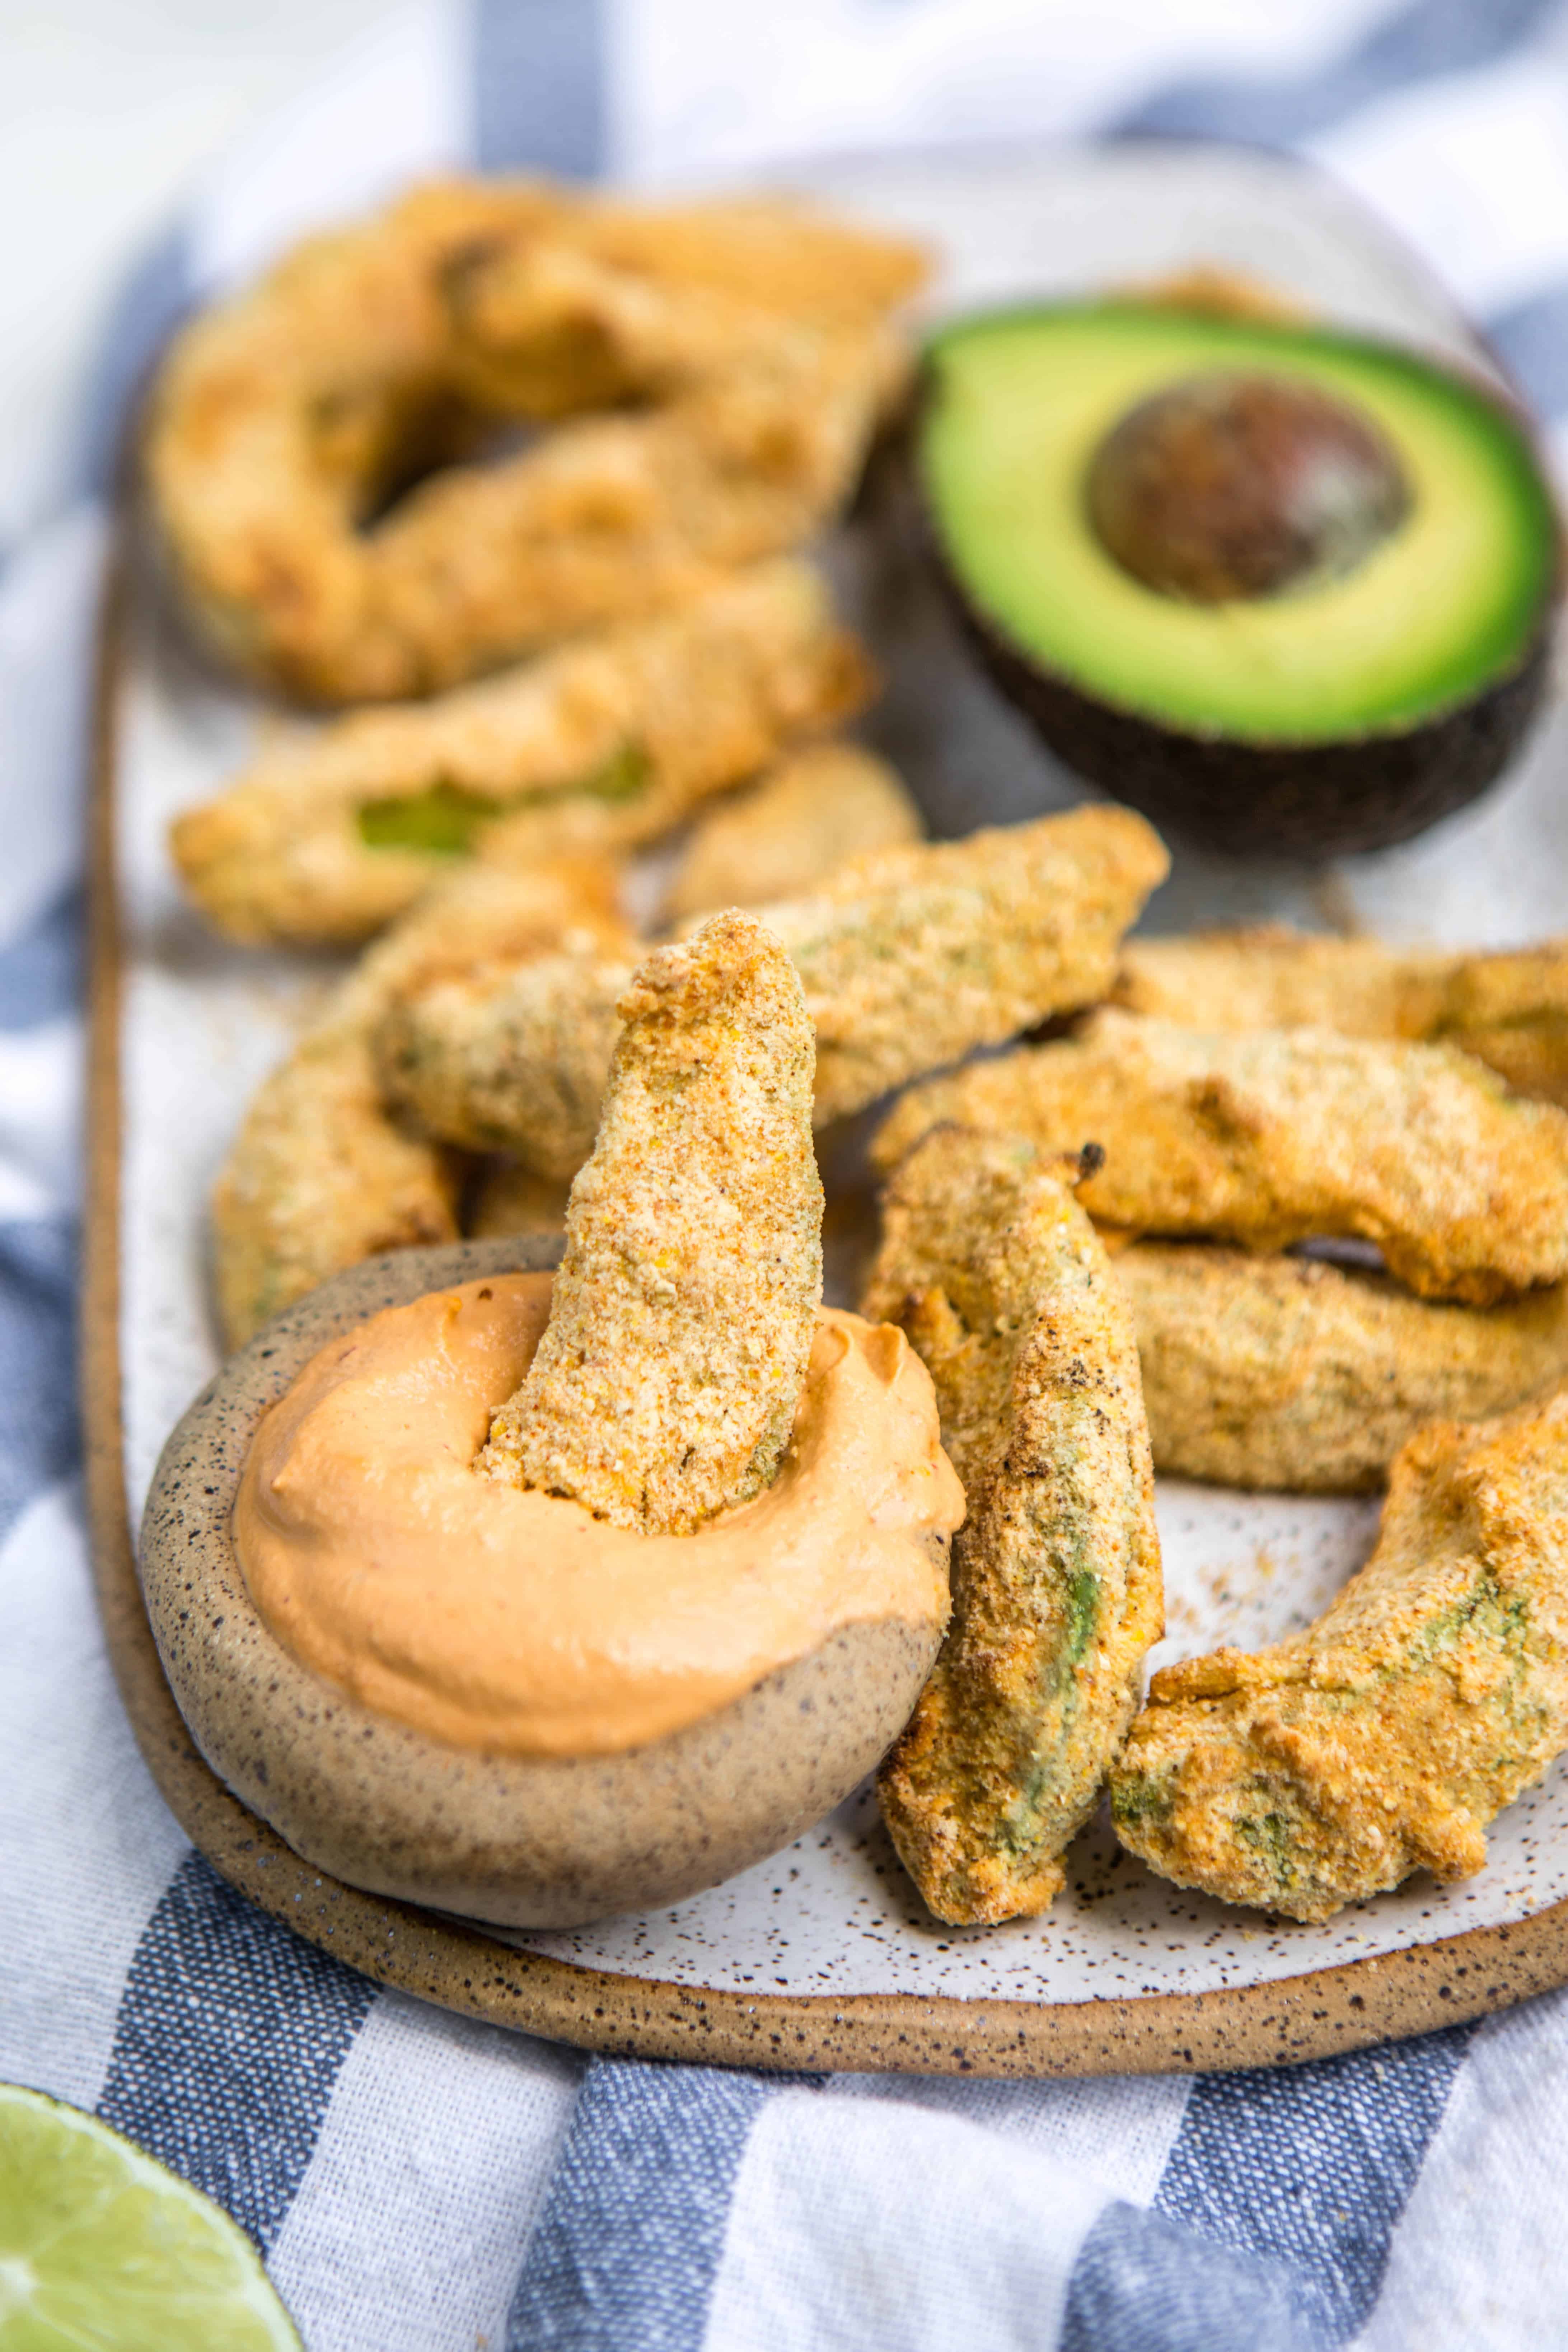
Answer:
xmin=83 ymin=513 xmax=1568 ymax=2081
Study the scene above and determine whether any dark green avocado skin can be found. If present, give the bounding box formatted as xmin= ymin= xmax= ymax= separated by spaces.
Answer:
xmin=943 ymin=565 xmax=1556 ymax=862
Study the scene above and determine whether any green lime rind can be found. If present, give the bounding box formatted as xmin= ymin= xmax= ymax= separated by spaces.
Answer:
xmin=0 ymin=2082 xmax=303 ymax=2352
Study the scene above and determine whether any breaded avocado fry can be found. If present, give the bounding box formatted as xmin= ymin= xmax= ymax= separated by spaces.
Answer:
xmin=765 ymin=805 xmax=1167 ymax=1122
xmin=146 ymin=173 xmax=918 ymax=705
xmin=862 ymin=1126 xmax=1163 ymax=1924
xmin=212 ymin=863 xmax=630 ymax=1348
xmin=214 ymin=1028 xmax=457 ymax=1356
xmin=1112 ymin=926 xmax=1447 ymax=1038
xmin=1114 ymin=924 xmax=1568 ymax=1107
xmin=1435 ymin=941 xmax=1568 ymax=1108
xmin=873 ymin=1010 xmax=1568 ymax=1306
xmin=170 ymin=561 xmax=873 ymax=948
xmin=660 ymin=742 xmax=923 ymax=923
xmin=377 ymin=804 xmax=1168 ymax=1171
xmin=1111 ymin=1387 xmax=1568 ymax=1922
xmin=482 ymin=911 xmax=822 ymax=1534
xmin=353 ymin=316 xmax=907 ymax=699
xmin=378 ymin=946 xmax=637 ymax=1176
xmin=445 ymin=195 xmax=928 ymax=417
xmin=1119 ymin=1244 xmax=1568 ymax=1493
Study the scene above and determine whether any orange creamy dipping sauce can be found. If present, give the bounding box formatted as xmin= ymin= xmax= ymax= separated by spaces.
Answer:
xmin=233 ymin=1275 xmax=961 ymax=1758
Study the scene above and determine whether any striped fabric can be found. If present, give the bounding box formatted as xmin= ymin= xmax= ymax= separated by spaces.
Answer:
xmin=6 ymin=2 xmax=1568 ymax=2344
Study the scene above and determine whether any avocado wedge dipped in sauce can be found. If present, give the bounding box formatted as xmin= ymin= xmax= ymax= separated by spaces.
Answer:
xmin=918 ymin=300 xmax=1561 ymax=858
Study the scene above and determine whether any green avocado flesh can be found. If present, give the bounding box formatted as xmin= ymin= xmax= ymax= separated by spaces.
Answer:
xmin=357 ymin=742 xmax=650 ymax=852
xmin=358 ymin=778 xmax=501 ymax=853
xmin=919 ymin=303 xmax=1558 ymax=743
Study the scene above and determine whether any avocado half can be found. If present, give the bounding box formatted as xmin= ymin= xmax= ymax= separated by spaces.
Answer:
xmin=917 ymin=301 xmax=1562 ymax=860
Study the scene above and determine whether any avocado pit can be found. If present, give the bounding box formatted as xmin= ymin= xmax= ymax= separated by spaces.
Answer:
xmin=1086 ymin=369 xmax=1410 ymax=603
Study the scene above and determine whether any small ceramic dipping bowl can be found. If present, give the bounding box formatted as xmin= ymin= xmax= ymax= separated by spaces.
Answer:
xmin=138 ymin=1237 xmax=951 ymax=1929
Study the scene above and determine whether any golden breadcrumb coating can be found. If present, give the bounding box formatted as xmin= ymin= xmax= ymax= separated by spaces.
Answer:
xmin=1113 ymin=926 xmax=1445 ymax=1035
xmin=482 ymin=912 xmax=822 ymax=1534
xmin=1119 ymin=1243 xmax=1568 ymax=1492
xmin=211 ymin=863 xmax=630 ymax=1349
xmin=1111 ymin=1387 xmax=1568 ymax=1922
xmin=377 ymin=948 xmax=637 ymax=1177
xmin=170 ymin=561 xmax=871 ymax=948
xmin=1127 ymin=264 xmax=1308 ymax=323
xmin=862 ymin=1126 xmax=1162 ymax=1925
xmin=378 ymin=805 xmax=1167 ymax=1172
xmin=445 ymin=192 xmax=928 ymax=416
xmin=873 ymin=1010 xmax=1568 ymax=1306
xmin=1435 ymin=942 xmax=1568 ymax=1108
xmin=761 ymin=805 xmax=1167 ymax=1122
xmin=660 ymin=742 xmax=922 ymax=924
xmin=213 ymin=1028 xmax=459 ymax=1358
xmin=1114 ymin=924 xmax=1568 ymax=1106
xmin=144 ymin=177 xmax=922 ymax=702
xmin=344 ymin=323 xmax=903 ymax=699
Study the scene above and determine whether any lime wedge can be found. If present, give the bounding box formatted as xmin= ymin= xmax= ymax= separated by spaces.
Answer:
xmin=0 ymin=2082 xmax=302 ymax=2350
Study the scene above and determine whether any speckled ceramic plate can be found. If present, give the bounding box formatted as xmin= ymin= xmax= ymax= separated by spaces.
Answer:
xmin=85 ymin=140 xmax=1568 ymax=2075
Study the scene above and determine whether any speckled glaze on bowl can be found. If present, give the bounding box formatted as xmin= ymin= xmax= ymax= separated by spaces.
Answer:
xmin=137 ymin=1237 xmax=949 ymax=1929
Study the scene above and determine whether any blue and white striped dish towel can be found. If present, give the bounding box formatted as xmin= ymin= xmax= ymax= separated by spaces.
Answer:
xmin=7 ymin=3 xmax=1568 ymax=2345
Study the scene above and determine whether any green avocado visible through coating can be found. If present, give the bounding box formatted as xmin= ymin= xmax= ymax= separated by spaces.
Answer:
xmin=357 ymin=746 xmax=651 ymax=854
xmin=861 ymin=1125 xmax=1163 ymax=1926
xmin=1110 ymin=1386 xmax=1568 ymax=1923
xmin=919 ymin=301 xmax=1558 ymax=743
xmin=1116 ymin=1243 xmax=1568 ymax=1494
